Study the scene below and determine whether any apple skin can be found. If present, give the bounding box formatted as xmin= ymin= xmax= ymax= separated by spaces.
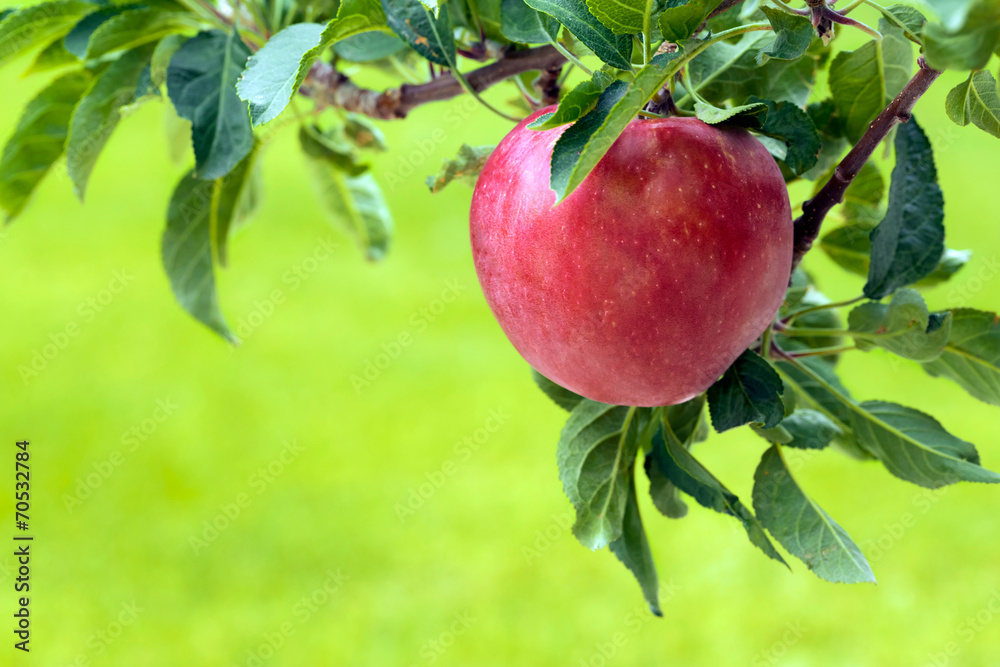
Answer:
xmin=470 ymin=108 xmax=793 ymax=407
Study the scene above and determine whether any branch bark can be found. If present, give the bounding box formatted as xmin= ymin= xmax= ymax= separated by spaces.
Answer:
xmin=790 ymin=57 xmax=941 ymax=272
xmin=301 ymin=45 xmax=567 ymax=120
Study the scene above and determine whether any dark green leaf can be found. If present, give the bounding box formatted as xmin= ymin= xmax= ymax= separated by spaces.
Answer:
xmin=609 ymin=472 xmax=662 ymax=615
xmin=707 ymin=350 xmax=785 ymax=432
xmin=167 ymin=30 xmax=254 ymax=180
xmin=557 ymin=402 xmax=643 ymax=550
xmin=749 ymin=96 xmax=821 ymax=174
xmin=85 ymin=6 xmax=199 ymax=59
xmin=213 ymin=144 xmax=261 ymax=267
xmin=382 ymin=0 xmax=455 ymax=66
xmin=162 ymin=171 xmax=236 ymax=342
xmin=822 ymin=224 xmax=968 ymax=286
xmin=864 ymin=119 xmax=944 ymax=299
xmin=501 ymin=0 xmax=561 ymax=42
xmin=333 ymin=31 xmax=406 ymax=61
xmin=946 ymin=69 xmax=1000 ymax=138
xmin=645 ymin=395 xmax=708 ymax=519
xmin=426 ymin=144 xmax=494 ymax=193
xmin=753 ymin=445 xmax=875 ymax=583
xmin=649 ymin=426 xmax=788 ymax=566
xmin=923 ymin=309 xmax=1000 ymax=406
xmin=236 ymin=23 xmax=325 ymax=127
xmin=0 ymin=70 xmax=90 ymax=221
xmin=848 ymin=288 xmax=951 ymax=361
xmin=757 ymin=6 xmax=812 ymax=63
xmin=0 ymin=0 xmax=96 ymax=67
xmin=587 ymin=0 xmax=655 ymax=34
xmin=779 ymin=409 xmax=841 ymax=449
xmin=550 ymin=48 xmax=683 ymax=201
xmin=532 ymin=369 xmax=585 ymax=410
xmin=300 ymin=125 xmax=392 ymax=260
xmin=849 ymin=400 xmax=1000 ymax=488
xmin=529 ymin=70 xmax=615 ymax=130
xmin=66 ymin=43 xmax=155 ymax=200
xmin=525 ymin=0 xmax=633 ymax=69
xmin=885 ymin=4 xmax=926 ymax=40
xmin=658 ymin=0 xmax=722 ymax=42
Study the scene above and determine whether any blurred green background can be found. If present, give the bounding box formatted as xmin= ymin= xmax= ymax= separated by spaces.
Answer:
xmin=2 ymin=9 xmax=1000 ymax=665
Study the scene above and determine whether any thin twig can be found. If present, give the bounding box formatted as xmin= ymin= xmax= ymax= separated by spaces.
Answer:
xmin=301 ymin=46 xmax=567 ymax=120
xmin=790 ymin=57 xmax=941 ymax=272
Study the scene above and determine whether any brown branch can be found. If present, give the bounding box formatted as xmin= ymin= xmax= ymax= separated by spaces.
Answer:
xmin=301 ymin=45 xmax=567 ymax=120
xmin=535 ymin=63 xmax=564 ymax=107
xmin=790 ymin=57 xmax=942 ymax=272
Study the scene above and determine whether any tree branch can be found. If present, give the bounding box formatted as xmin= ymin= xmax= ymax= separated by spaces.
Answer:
xmin=790 ymin=57 xmax=941 ymax=272
xmin=301 ymin=45 xmax=567 ymax=120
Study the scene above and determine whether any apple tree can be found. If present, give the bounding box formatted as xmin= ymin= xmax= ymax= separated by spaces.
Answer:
xmin=3 ymin=0 xmax=1000 ymax=613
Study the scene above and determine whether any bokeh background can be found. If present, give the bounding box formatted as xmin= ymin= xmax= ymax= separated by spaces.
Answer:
xmin=2 ymin=8 xmax=1000 ymax=665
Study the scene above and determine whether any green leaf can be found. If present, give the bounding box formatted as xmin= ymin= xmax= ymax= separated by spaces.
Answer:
xmin=532 ymin=369 xmax=585 ymax=411
xmin=382 ymin=0 xmax=455 ymax=66
xmin=841 ymin=161 xmax=885 ymax=226
xmin=649 ymin=425 xmax=788 ymax=566
xmin=693 ymin=99 xmax=768 ymax=127
xmin=212 ymin=144 xmax=261 ymax=267
xmin=757 ymin=6 xmax=812 ymax=63
xmin=864 ymin=119 xmax=944 ymax=299
xmin=946 ymin=70 xmax=1000 ymax=138
xmin=587 ymin=0 xmax=654 ymax=34
xmin=151 ymin=33 xmax=188 ymax=88
xmin=550 ymin=48 xmax=683 ymax=201
xmin=609 ymin=472 xmax=661 ymax=615
xmin=749 ymin=96 xmax=821 ymax=175
xmin=923 ymin=309 xmax=1000 ymax=406
xmin=333 ymin=31 xmax=405 ymax=61
xmin=426 ymin=144 xmax=494 ymax=193
xmin=822 ymin=225 xmax=968 ymax=285
xmin=298 ymin=123 xmax=368 ymax=176
xmin=66 ymin=43 xmax=154 ymax=200
xmin=343 ymin=113 xmax=388 ymax=151
xmin=753 ymin=445 xmax=876 ymax=583
xmin=63 ymin=7 xmax=122 ymax=58
xmin=525 ymin=0 xmax=634 ymax=69
xmin=847 ymin=288 xmax=952 ymax=361
xmin=557 ymin=402 xmax=643 ymax=550
xmin=529 ymin=70 xmax=615 ymax=130
xmin=829 ymin=30 xmax=912 ymax=143
xmin=707 ymin=350 xmax=785 ymax=432
xmin=24 ymin=35 xmax=78 ymax=74
xmin=923 ymin=0 xmax=1000 ymax=71
xmin=885 ymin=4 xmax=927 ymax=40
xmin=779 ymin=409 xmax=841 ymax=450
xmin=162 ymin=171 xmax=236 ymax=342
xmin=0 ymin=0 xmax=96 ymax=68
xmin=85 ymin=7 xmax=199 ymax=59
xmin=300 ymin=126 xmax=392 ymax=260
xmin=236 ymin=23 xmax=325 ymax=127
xmin=645 ymin=395 xmax=708 ymax=519
xmin=501 ymin=0 xmax=561 ymax=42
xmin=923 ymin=0 xmax=973 ymax=29
xmin=0 ymin=70 xmax=90 ymax=221
xmin=166 ymin=30 xmax=254 ymax=180
xmin=658 ymin=0 xmax=722 ymax=42
xmin=849 ymin=400 xmax=1000 ymax=488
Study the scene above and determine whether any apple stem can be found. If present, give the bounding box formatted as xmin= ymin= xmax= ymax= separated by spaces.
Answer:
xmin=789 ymin=56 xmax=942 ymax=274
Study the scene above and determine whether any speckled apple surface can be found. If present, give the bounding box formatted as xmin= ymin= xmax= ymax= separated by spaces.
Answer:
xmin=470 ymin=108 xmax=793 ymax=407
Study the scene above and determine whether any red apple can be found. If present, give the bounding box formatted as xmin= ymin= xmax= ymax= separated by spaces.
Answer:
xmin=470 ymin=108 xmax=793 ymax=407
